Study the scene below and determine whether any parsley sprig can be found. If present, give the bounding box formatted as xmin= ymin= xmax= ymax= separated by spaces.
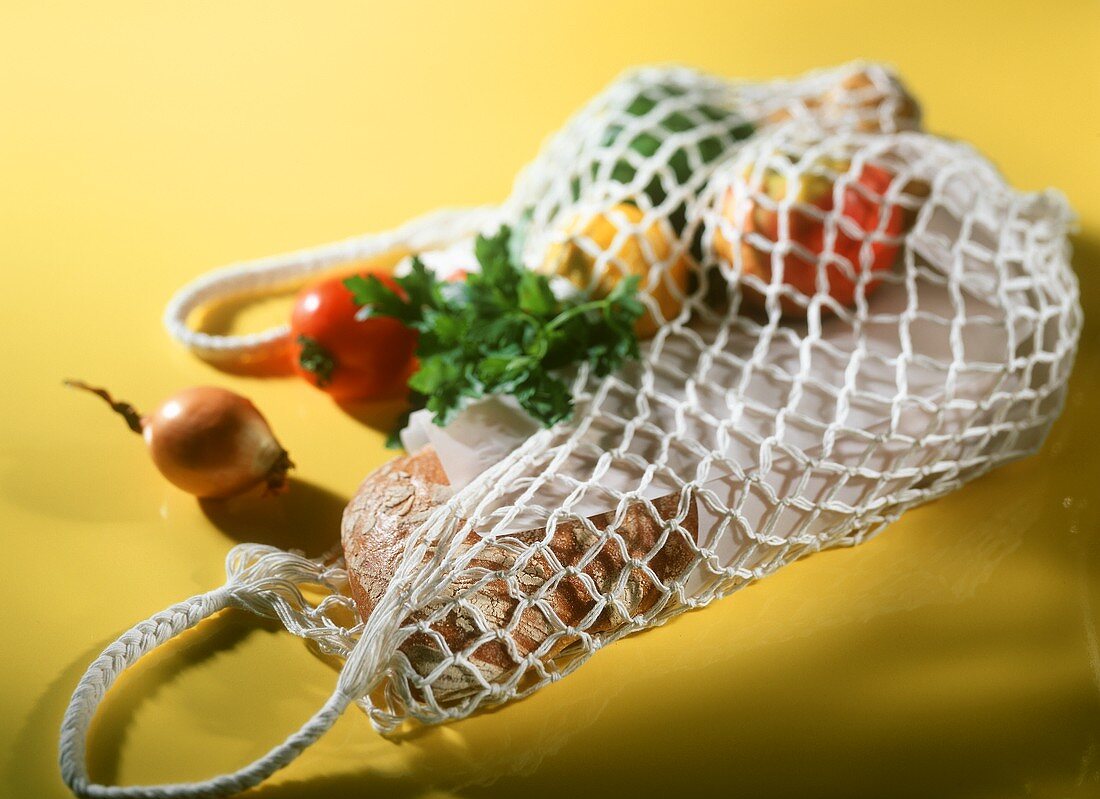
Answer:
xmin=344 ymin=226 xmax=644 ymax=437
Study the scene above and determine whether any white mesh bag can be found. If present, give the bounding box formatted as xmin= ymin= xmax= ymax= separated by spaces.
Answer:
xmin=60 ymin=62 xmax=1081 ymax=798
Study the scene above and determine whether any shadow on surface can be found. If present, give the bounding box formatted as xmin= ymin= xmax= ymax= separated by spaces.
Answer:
xmin=239 ymin=234 xmax=1100 ymax=799
xmin=190 ymin=289 xmax=300 ymax=378
xmin=6 ymin=612 xmax=282 ymax=798
xmin=85 ymin=612 xmax=285 ymax=786
xmin=18 ymin=236 xmax=1098 ymax=799
xmin=336 ymin=397 xmax=410 ymax=438
xmin=196 ymin=346 xmax=298 ymax=379
xmin=7 ymin=640 xmax=114 ymax=798
xmin=200 ymin=478 xmax=346 ymax=557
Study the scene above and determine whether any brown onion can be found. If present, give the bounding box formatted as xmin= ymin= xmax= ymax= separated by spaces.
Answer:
xmin=65 ymin=381 xmax=293 ymax=499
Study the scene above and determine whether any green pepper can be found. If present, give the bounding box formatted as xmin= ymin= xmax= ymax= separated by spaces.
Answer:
xmin=595 ymin=85 xmax=755 ymax=232
xmin=517 ymin=81 xmax=756 ymax=263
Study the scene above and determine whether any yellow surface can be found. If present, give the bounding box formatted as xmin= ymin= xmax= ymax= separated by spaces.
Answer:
xmin=3 ymin=2 xmax=1099 ymax=797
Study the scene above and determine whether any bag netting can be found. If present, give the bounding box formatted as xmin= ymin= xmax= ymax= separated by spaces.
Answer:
xmin=61 ymin=62 xmax=1082 ymax=798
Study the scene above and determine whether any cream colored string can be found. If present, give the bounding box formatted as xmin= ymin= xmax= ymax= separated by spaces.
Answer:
xmin=57 ymin=545 xmax=410 ymax=799
xmin=62 ymin=60 xmax=1082 ymax=798
xmin=162 ymin=206 xmax=501 ymax=362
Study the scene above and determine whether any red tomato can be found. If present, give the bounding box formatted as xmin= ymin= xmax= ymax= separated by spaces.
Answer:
xmin=289 ymin=271 xmax=418 ymax=401
xmin=716 ymin=160 xmax=904 ymax=317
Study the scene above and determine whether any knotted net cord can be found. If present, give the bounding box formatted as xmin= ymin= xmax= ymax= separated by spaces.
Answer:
xmin=62 ymin=62 xmax=1081 ymax=798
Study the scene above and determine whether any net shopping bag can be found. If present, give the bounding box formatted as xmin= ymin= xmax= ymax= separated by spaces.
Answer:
xmin=61 ymin=62 xmax=1081 ymax=798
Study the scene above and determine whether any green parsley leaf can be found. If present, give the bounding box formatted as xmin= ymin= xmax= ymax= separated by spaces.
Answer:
xmin=517 ymin=270 xmax=557 ymax=316
xmin=352 ymin=225 xmax=644 ymax=440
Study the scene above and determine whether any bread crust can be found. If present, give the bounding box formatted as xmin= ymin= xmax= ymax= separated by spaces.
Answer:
xmin=341 ymin=447 xmax=698 ymax=700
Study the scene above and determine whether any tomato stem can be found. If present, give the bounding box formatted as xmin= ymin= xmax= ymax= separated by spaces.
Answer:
xmin=296 ymin=334 xmax=336 ymax=388
xmin=64 ymin=379 xmax=144 ymax=434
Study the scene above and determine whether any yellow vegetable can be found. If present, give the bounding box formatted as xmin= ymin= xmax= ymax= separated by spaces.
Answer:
xmin=541 ymin=203 xmax=690 ymax=339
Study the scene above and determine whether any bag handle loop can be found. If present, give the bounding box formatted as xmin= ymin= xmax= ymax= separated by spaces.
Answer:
xmin=58 ymin=543 xmax=407 ymax=799
xmin=162 ymin=206 xmax=500 ymax=362
xmin=58 ymin=583 xmax=354 ymax=799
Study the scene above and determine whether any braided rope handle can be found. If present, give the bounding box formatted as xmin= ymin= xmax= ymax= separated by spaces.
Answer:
xmin=163 ymin=206 xmax=502 ymax=361
xmin=58 ymin=585 xmax=351 ymax=799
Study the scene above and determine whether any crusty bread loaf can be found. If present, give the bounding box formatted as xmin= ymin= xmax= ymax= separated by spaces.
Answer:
xmin=341 ymin=446 xmax=699 ymax=701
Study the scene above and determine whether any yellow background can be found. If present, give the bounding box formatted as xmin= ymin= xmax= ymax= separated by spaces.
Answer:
xmin=3 ymin=2 xmax=1099 ymax=797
